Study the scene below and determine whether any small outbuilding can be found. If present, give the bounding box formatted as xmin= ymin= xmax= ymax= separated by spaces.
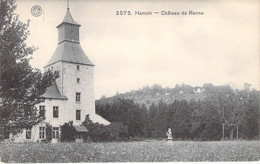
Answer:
xmin=73 ymin=125 xmax=88 ymax=142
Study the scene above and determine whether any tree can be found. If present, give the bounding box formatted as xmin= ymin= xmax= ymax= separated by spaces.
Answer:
xmin=0 ymin=0 xmax=56 ymax=137
xmin=146 ymin=102 xmax=157 ymax=137
xmin=204 ymin=84 xmax=259 ymax=140
xmin=168 ymin=100 xmax=192 ymax=140
xmin=149 ymin=101 xmax=168 ymax=138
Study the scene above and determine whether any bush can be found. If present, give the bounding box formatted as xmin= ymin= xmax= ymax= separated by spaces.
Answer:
xmin=82 ymin=115 xmax=129 ymax=142
xmin=46 ymin=123 xmax=52 ymax=142
xmin=82 ymin=115 xmax=111 ymax=142
xmin=86 ymin=123 xmax=112 ymax=142
xmin=60 ymin=121 xmax=76 ymax=142
xmin=107 ymin=122 xmax=128 ymax=141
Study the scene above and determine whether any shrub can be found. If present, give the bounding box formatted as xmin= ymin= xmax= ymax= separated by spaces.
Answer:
xmin=60 ymin=121 xmax=76 ymax=142
xmin=107 ymin=122 xmax=128 ymax=141
xmin=82 ymin=115 xmax=129 ymax=142
xmin=86 ymin=123 xmax=112 ymax=142
xmin=46 ymin=123 xmax=52 ymax=142
xmin=82 ymin=115 xmax=111 ymax=142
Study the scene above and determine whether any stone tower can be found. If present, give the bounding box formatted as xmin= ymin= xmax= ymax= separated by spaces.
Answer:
xmin=42 ymin=8 xmax=96 ymax=126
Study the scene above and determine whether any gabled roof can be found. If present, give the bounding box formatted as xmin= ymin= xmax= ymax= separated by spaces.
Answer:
xmin=57 ymin=9 xmax=80 ymax=27
xmin=41 ymin=83 xmax=68 ymax=100
xmin=44 ymin=41 xmax=94 ymax=67
xmin=89 ymin=114 xmax=110 ymax=125
xmin=74 ymin=126 xmax=88 ymax=132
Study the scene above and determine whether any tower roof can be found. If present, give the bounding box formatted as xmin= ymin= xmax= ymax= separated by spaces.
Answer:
xmin=45 ymin=9 xmax=94 ymax=67
xmin=45 ymin=41 xmax=94 ymax=67
xmin=57 ymin=9 xmax=80 ymax=27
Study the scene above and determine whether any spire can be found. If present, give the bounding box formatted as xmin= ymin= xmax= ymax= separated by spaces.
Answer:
xmin=57 ymin=10 xmax=80 ymax=27
xmin=67 ymin=0 xmax=69 ymax=11
xmin=57 ymin=2 xmax=80 ymax=28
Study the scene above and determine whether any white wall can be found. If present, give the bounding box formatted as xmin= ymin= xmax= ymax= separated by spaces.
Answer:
xmin=42 ymin=61 xmax=95 ymax=125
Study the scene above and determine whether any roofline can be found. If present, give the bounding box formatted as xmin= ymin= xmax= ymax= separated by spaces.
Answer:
xmin=44 ymin=60 xmax=95 ymax=68
xmin=58 ymin=39 xmax=80 ymax=45
xmin=43 ymin=97 xmax=68 ymax=100
xmin=41 ymin=95 xmax=68 ymax=100
xmin=57 ymin=22 xmax=81 ymax=28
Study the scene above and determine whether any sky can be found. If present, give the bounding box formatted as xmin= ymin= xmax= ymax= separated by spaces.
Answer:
xmin=16 ymin=0 xmax=259 ymax=99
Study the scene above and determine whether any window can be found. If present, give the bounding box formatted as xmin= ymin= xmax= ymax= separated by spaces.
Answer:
xmin=76 ymin=92 xmax=81 ymax=102
xmin=53 ymin=106 xmax=59 ymax=118
xmin=39 ymin=127 xmax=45 ymax=139
xmin=77 ymin=78 xmax=80 ymax=83
xmin=26 ymin=128 xmax=31 ymax=139
xmin=77 ymin=65 xmax=80 ymax=70
xmin=76 ymin=110 xmax=81 ymax=120
xmin=39 ymin=106 xmax=45 ymax=117
xmin=52 ymin=127 xmax=59 ymax=139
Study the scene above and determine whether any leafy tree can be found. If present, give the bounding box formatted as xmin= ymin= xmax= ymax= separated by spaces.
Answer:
xmin=147 ymin=101 xmax=168 ymax=138
xmin=0 ymin=0 xmax=56 ymax=137
xmin=146 ymin=102 xmax=157 ymax=137
xmin=168 ymin=100 xmax=192 ymax=140
xmin=238 ymin=87 xmax=259 ymax=139
xmin=203 ymin=84 xmax=259 ymax=140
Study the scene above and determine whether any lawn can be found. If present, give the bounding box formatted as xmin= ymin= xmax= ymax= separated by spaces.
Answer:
xmin=0 ymin=140 xmax=259 ymax=162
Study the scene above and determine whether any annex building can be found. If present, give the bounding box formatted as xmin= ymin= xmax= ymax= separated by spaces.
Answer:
xmin=11 ymin=8 xmax=109 ymax=143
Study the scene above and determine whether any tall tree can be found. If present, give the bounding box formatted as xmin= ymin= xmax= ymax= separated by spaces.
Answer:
xmin=151 ymin=101 xmax=168 ymax=138
xmin=204 ymin=84 xmax=259 ymax=140
xmin=0 ymin=0 xmax=56 ymax=136
xmin=168 ymin=100 xmax=192 ymax=140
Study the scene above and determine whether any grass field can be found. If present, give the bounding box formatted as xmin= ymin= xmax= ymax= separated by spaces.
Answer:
xmin=0 ymin=140 xmax=259 ymax=162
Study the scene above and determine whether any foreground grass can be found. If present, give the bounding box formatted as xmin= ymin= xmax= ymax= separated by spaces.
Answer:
xmin=0 ymin=140 xmax=260 ymax=162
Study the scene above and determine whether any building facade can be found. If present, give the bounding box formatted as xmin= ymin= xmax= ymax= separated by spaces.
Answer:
xmin=11 ymin=9 xmax=109 ymax=143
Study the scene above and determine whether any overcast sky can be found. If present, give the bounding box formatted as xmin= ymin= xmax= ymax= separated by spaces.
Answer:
xmin=16 ymin=0 xmax=259 ymax=99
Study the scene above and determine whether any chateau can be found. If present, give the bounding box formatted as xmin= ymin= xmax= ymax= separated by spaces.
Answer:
xmin=12 ymin=8 xmax=109 ymax=142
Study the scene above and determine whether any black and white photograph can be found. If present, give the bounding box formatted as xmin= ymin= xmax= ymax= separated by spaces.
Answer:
xmin=0 ymin=0 xmax=259 ymax=162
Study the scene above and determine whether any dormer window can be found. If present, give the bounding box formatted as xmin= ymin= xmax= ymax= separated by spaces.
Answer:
xmin=77 ymin=65 xmax=80 ymax=70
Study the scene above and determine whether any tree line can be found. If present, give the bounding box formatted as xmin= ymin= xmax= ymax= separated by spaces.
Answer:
xmin=96 ymin=84 xmax=259 ymax=141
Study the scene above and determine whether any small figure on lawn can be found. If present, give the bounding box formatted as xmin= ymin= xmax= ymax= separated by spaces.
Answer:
xmin=166 ymin=128 xmax=173 ymax=141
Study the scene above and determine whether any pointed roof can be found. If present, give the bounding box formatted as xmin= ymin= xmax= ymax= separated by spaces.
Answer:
xmin=41 ymin=83 xmax=68 ymax=100
xmin=44 ymin=41 xmax=94 ymax=67
xmin=57 ymin=9 xmax=80 ymax=27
